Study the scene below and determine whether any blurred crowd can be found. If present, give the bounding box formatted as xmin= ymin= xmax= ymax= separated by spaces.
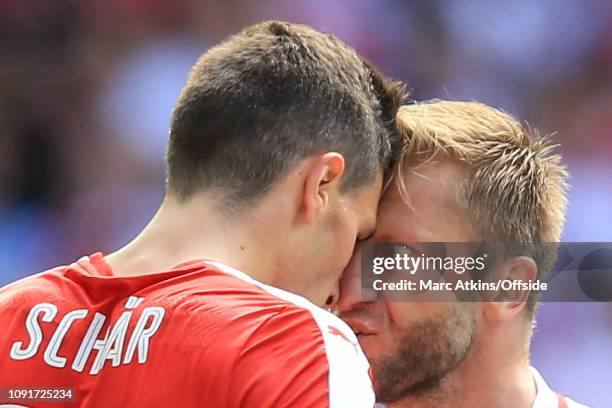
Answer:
xmin=1 ymin=1 xmax=610 ymax=405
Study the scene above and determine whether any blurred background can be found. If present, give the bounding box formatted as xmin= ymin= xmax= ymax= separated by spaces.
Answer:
xmin=0 ymin=0 xmax=610 ymax=405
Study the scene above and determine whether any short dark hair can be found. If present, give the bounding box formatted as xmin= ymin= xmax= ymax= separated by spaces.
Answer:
xmin=166 ymin=20 xmax=405 ymax=209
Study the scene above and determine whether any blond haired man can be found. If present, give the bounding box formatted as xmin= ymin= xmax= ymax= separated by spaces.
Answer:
xmin=338 ymin=101 xmax=589 ymax=407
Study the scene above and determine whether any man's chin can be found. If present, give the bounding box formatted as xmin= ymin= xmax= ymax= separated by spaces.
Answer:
xmin=368 ymin=307 xmax=476 ymax=403
xmin=371 ymin=356 xmax=448 ymax=404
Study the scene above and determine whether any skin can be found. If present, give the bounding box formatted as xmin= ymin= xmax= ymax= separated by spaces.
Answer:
xmin=106 ymin=152 xmax=381 ymax=307
xmin=338 ymin=157 xmax=538 ymax=408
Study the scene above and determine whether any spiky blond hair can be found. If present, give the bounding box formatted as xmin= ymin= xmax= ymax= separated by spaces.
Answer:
xmin=395 ymin=100 xmax=568 ymax=313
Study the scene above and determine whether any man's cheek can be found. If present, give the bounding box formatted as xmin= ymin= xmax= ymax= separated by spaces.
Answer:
xmin=339 ymin=240 xmax=358 ymax=276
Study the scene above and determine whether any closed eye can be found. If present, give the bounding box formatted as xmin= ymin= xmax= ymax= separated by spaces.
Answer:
xmin=358 ymin=229 xmax=375 ymax=242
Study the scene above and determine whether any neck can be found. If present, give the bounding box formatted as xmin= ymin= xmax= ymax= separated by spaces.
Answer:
xmin=105 ymin=193 xmax=291 ymax=286
xmin=390 ymin=326 xmax=536 ymax=408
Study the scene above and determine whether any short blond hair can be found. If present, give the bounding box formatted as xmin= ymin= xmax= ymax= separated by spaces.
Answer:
xmin=395 ymin=100 xmax=568 ymax=313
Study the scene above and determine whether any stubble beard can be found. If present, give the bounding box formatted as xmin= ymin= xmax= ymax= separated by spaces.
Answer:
xmin=374 ymin=304 xmax=476 ymax=404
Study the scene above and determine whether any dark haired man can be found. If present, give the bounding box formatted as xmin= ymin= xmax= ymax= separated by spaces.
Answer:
xmin=0 ymin=21 xmax=404 ymax=407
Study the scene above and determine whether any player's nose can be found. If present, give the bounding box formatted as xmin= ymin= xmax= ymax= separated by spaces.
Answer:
xmin=325 ymin=283 xmax=340 ymax=310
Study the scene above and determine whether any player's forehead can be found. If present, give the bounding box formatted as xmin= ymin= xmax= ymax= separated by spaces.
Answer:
xmin=376 ymin=159 xmax=470 ymax=241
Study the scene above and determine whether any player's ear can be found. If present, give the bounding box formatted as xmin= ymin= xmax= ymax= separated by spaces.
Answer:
xmin=302 ymin=152 xmax=345 ymax=222
xmin=483 ymin=256 xmax=537 ymax=321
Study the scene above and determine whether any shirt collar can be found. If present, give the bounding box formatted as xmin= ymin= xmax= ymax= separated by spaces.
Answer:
xmin=531 ymin=366 xmax=560 ymax=408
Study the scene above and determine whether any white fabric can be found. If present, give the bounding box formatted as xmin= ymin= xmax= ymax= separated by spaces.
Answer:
xmin=531 ymin=366 xmax=590 ymax=408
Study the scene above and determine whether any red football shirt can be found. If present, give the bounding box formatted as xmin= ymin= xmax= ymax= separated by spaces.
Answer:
xmin=0 ymin=254 xmax=374 ymax=407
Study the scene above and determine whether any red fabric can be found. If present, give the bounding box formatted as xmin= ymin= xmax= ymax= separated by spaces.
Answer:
xmin=557 ymin=392 xmax=569 ymax=408
xmin=0 ymin=254 xmax=330 ymax=407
